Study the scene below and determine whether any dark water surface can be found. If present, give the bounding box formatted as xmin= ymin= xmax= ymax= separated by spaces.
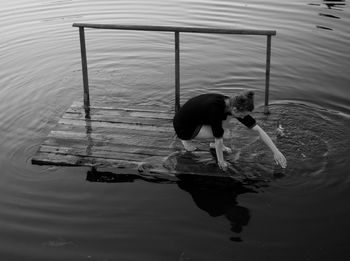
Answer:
xmin=1 ymin=0 xmax=350 ymax=260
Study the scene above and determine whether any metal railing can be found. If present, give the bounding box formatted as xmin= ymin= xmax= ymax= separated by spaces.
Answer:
xmin=72 ymin=23 xmax=276 ymax=114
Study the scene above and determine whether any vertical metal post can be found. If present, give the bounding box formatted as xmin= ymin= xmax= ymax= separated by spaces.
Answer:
xmin=264 ymin=35 xmax=272 ymax=114
xmin=175 ymin=31 xmax=180 ymax=113
xmin=79 ymin=26 xmax=90 ymax=111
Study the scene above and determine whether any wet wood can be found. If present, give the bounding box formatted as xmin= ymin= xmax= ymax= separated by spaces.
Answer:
xmin=79 ymin=27 xmax=90 ymax=109
xmin=32 ymin=101 xmax=178 ymax=174
xmin=32 ymin=101 xmax=280 ymax=181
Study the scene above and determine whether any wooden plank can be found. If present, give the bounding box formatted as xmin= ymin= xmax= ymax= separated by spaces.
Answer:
xmin=52 ymin=122 xmax=173 ymax=137
xmin=67 ymin=102 xmax=173 ymax=120
xmin=32 ymin=151 xmax=141 ymax=169
xmin=44 ymin=131 xmax=175 ymax=150
xmin=32 ymin=150 xmax=244 ymax=180
xmin=65 ymin=108 xmax=173 ymax=121
xmin=63 ymin=111 xmax=173 ymax=126
xmin=57 ymin=118 xmax=174 ymax=133
xmin=37 ymin=145 xmax=155 ymax=162
xmin=41 ymin=137 xmax=177 ymax=156
xmin=33 ymin=152 xmax=84 ymax=166
xmin=70 ymin=101 xmax=172 ymax=115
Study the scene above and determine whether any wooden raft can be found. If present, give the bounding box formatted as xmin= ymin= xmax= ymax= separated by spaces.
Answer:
xmin=32 ymin=101 xmax=279 ymax=181
xmin=32 ymin=102 xmax=175 ymax=175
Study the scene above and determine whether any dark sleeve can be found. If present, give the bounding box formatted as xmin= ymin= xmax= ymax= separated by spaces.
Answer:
xmin=211 ymin=119 xmax=224 ymax=138
xmin=236 ymin=115 xmax=257 ymax=129
xmin=209 ymin=107 xmax=225 ymax=138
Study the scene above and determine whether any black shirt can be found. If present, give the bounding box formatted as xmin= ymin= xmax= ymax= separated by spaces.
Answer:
xmin=173 ymin=93 xmax=256 ymax=140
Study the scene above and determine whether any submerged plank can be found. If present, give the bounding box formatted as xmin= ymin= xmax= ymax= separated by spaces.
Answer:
xmin=32 ymin=151 xmax=141 ymax=169
xmin=32 ymin=149 xmax=239 ymax=179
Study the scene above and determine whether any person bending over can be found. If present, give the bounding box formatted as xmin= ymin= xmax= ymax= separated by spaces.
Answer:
xmin=173 ymin=91 xmax=287 ymax=171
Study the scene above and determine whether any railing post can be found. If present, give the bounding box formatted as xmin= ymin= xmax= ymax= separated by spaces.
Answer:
xmin=264 ymin=35 xmax=272 ymax=114
xmin=175 ymin=31 xmax=180 ymax=113
xmin=79 ymin=26 xmax=90 ymax=111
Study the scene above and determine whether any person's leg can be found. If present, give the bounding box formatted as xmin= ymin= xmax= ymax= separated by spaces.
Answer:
xmin=195 ymin=125 xmax=214 ymax=138
xmin=179 ymin=125 xmax=212 ymax=151
xmin=181 ymin=140 xmax=197 ymax=151
xmin=195 ymin=126 xmax=232 ymax=153
xmin=179 ymin=125 xmax=203 ymax=151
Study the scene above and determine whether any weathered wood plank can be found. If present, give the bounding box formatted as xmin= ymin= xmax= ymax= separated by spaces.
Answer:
xmin=45 ymin=130 xmax=177 ymax=149
xmin=70 ymin=101 xmax=172 ymax=115
xmin=58 ymin=118 xmax=174 ymax=133
xmin=40 ymin=138 xmax=177 ymax=156
xmin=63 ymin=111 xmax=173 ymax=126
xmin=54 ymin=120 xmax=173 ymax=138
xmin=65 ymin=108 xmax=173 ymax=121
xmin=32 ymin=150 xmax=240 ymax=179
xmin=32 ymin=151 xmax=142 ymax=169
xmin=37 ymin=145 xmax=156 ymax=162
xmin=33 ymin=152 xmax=84 ymax=166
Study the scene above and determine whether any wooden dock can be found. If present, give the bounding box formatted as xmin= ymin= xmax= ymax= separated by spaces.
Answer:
xmin=32 ymin=101 xmax=281 ymax=183
xmin=31 ymin=24 xmax=280 ymax=183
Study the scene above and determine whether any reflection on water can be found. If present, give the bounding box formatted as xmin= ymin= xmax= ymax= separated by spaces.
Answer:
xmin=85 ymin=102 xmax=350 ymax=243
xmin=86 ymin=167 xmax=255 ymax=242
xmin=309 ymin=0 xmax=347 ymax=30
xmin=308 ymin=0 xmax=346 ymax=9
xmin=177 ymin=176 xmax=253 ymax=242
xmin=1 ymin=0 xmax=350 ymax=259
xmin=319 ymin=13 xmax=340 ymax=19
xmin=323 ymin=0 xmax=346 ymax=9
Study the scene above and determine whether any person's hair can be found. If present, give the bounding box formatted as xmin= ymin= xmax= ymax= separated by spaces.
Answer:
xmin=229 ymin=91 xmax=255 ymax=112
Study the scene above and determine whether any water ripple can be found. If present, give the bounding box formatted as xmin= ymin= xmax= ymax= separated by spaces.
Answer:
xmin=1 ymin=0 xmax=350 ymax=259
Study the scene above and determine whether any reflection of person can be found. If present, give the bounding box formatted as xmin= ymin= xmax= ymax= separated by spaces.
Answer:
xmin=177 ymin=177 xmax=251 ymax=238
xmin=173 ymin=91 xmax=287 ymax=170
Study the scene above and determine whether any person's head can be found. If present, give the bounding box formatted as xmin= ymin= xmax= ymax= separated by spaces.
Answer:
xmin=228 ymin=91 xmax=255 ymax=117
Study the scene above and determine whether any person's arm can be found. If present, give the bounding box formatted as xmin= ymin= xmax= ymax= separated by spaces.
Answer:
xmin=252 ymin=124 xmax=287 ymax=168
xmin=214 ymin=138 xmax=229 ymax=170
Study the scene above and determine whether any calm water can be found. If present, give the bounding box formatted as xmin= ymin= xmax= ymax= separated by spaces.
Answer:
xmin=1 ymin=0 xmax=350 ymax=260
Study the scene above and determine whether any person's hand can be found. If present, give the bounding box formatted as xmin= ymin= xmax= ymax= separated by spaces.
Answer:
xmin=274 ymin=150 xmax=287 ymax=168
xmin=223 ymin=145 xmax=232 ymax=153
xmin=218 ymin=160 xmax=230 ymax=171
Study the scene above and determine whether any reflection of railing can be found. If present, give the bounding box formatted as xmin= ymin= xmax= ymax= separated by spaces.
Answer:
xmin=72 ymin=23 xmax=276 ymax=114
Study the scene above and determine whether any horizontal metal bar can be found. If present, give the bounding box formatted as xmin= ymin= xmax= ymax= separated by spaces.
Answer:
xmin=72 ymin=23 xmax=276 ymax=36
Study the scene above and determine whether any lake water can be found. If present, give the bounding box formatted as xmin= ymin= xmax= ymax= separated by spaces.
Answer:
xmin=1 ymin=0 xmax=350 ymax=260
